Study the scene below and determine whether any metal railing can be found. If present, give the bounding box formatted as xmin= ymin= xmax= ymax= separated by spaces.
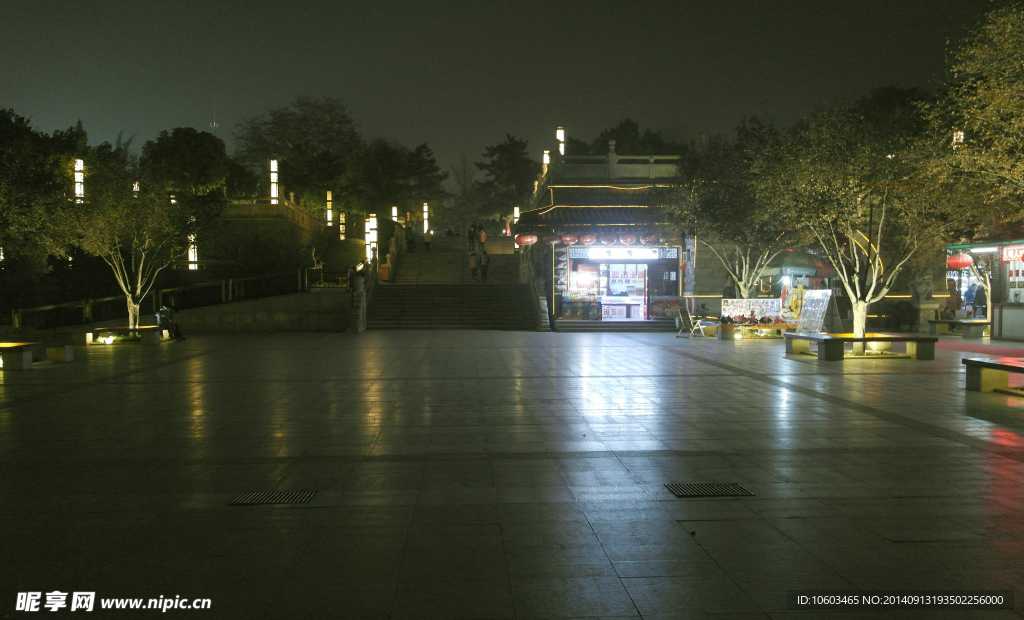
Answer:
xmin=10 ymin=269 xmax=349 ymax=331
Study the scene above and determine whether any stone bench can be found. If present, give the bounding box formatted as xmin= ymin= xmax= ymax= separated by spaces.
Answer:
xmin=0 ymin=343 xmax=71 ymax=370
xmin=962 ymin=357 xmax=1024 ymax=393
xmin=73 ymin=326 xmax=168 ymax=346
xmin=0 ymin=342 xmax=41 ymax=370
xmin=784 ymin=332 xmax=938 ymax=361
xmin=929 ymin=319 xmax=990 ymax=338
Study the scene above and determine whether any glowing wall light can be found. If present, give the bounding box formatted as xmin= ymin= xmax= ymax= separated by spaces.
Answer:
xmin=270 ymin=159 xmax=279 ymax=204
xmin=326 ymin=191 xmax=333 ymax=225
xmin=423 ymin=203 xmax=429 ymax=234
xmin=74 ymin=159 xmax=84 ymax=203
xmin=556 ymin=125 xmax=565 ymax=155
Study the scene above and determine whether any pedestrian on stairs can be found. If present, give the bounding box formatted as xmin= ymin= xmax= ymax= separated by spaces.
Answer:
xmin=467 ymin=224 xmax=477 ymax=252
xmin=424 ymin=229 xmax=432 ymax=252
xmin=477 ymin=227 xmax=487 ymax=253
xmin=480 ymin=251 xmax=490 ymax=282
xmin=405 ymin=225 xmax=415 ymax=252
xmin=469 ymin=252 xmax=479 ymax=281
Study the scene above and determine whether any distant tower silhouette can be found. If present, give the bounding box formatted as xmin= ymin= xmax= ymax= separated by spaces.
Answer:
xmin=209 ymin=97 xmax=219 ymax=133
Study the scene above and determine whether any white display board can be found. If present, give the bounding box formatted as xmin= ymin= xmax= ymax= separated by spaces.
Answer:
xmin=720 ymin=298 xmax=783 ymax=321
xmin=796 ymin=289 xmax=833 ymax=334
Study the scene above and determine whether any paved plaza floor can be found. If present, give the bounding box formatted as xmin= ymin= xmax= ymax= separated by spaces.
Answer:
xmin=2 ymin=331 xmax=1023 ymax=619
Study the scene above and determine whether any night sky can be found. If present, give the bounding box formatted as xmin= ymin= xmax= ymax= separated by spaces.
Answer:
xmin=1 ymin=0 xmax=995 ymax=172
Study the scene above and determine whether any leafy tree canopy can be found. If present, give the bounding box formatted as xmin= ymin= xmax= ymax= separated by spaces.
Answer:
xmin=476 ymin=134 xmax=541 ymax=218
xmin=141 ymin=127 xmax=232 ymax=194
xmin=930 ymin=2 xmax=1024 ymax=204
xmin=233 ymin=96 xmax=363 ymax=203
xmin=339 ymin=139 xmax=448 ymax=216
xmin=569 ymin=119 xmax=687 ymax=156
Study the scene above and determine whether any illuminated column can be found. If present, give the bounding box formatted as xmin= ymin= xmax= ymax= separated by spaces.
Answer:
xmin=74 ymin=159 xmax=85 ymax=203
xmin=365 ymin=213 xmax=377 ymax=261
xmin=556 ymin=125 xmax=565 ymax=156
xmin=423 ymin=203 xmax=429 ymax=234
xmin=270 ymin=159 xmax=279 ymax=204
xmin=391 ymin=206 xmax=398 ymax=222
xmin=326 ymin=191 xmax=333 ymax=225
xmin=339 ymin=212 xmax=346 ymax=240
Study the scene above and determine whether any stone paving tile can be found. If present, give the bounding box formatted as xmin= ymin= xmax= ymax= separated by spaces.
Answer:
xmin=2 ymin=331 xmax=1024 ymax=618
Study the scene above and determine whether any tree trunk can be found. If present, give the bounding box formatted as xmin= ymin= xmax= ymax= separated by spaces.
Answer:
xmin=127 ymin=297 xmax=140 ymax=330
xmin=851 ymin=300 xmax=868 ymax=356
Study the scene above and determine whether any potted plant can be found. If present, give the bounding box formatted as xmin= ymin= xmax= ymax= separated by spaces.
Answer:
xmin=719 ymin=315 xmax=736 ymax=340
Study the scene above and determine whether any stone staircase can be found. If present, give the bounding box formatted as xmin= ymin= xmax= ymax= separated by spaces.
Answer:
xmin=368 ymin=234 xmax=537 ymax=330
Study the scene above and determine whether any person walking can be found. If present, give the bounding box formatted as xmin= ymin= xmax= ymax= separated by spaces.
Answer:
xmin=964 ymin=283 xmax=976 ymax=312
xmin=469 ymin=252 xmax=479 ymax=281
xmin=477 ymin=226 xmax=487 ymax=253
xmin=423 ymin=229 xmax=432 ymax=252
xmin=467 ymin=224 xmax=477 ymax=252
xmin=480 ymin=251 xmax=490 ymax=282
xmin=405 ymin=225 xmax=415 ymax=252
xmin=975 ymin=285 xmax=987 ymax=319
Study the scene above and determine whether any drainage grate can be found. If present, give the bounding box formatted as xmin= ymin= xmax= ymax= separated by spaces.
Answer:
xmin=665 ymin=483 xmax=753 ymax=498
xmin=229 ymin=491 xmax=317 ymax=506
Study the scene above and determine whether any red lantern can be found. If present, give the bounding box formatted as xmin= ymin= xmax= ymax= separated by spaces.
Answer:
xmin=640 ymin=235 xmax=658 ymax=245
xmin=579 ymin=234 xmax=597 ymax=245
xmin=560 ymin=233 xmax=579 ymax=244
xmin=515 ymin=234 xmax=537 ymax=246
xmin=600 ymin=233 xmax=618 ymax=245
xmin=543 ymin=235 xmax=561 ymax=245
xmin=946 ymin=253 xmax=974 ymax=270
xmin=619 ymin=233 xmax=638 ymax=245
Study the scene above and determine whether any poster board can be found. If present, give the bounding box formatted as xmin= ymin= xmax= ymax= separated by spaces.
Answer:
xmin=721 ymin=298 xmax=783 ymax=321
xmin=650 ymin=296 xmax=687 ymax=319
xmin=796 ymin=289 xmax=832 ymax=334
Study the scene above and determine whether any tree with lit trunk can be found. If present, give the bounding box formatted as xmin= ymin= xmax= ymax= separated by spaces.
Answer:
xmin=37 ymin=137 xmax=227 ymax=329
xmin=763 ymin=90 xmax=979 ymax=353
xmin=668 ymin=118 xmax=805 ymax=298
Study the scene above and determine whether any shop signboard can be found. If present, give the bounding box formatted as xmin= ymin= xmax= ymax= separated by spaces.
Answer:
xmin=796 ymin=289 xmax=832 ymax=334
xmin=721 ymin=298 xmax=783 ymax=321
xmin=1001 ymin=245 xmax=1024 ymax=262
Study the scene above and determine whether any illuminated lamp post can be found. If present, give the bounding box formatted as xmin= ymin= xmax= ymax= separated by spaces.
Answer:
xmin=339 ymin=212 xmax=346 ymax=240
xmin=269 ymin=159 xmax=279 ymax=204
xmin=365 ymin=213 xmax=378 ymax=262
xmin=423 ymin=202 xmax=429 ymax=234
xmin=74 ymin=159 xmax=84 ymax=203
xmin=542 ymin=150 xmax=550 ymax=177
xmin=326 ymin=191 xmax=334 ymax=226
xmin=556 ymin=125 xmax=565 ymax=156
xmin=392 ymin=206 xmax=398 ymax=222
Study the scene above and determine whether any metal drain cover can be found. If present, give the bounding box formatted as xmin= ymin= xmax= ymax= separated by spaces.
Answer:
xmin=665 ymin=483 xmax=753 ymax=498
xmin=229 ymin=491 xmax=317 ymax=505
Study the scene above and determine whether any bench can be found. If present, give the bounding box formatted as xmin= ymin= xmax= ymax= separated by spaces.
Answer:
xmin=929 ymin=319 xmax=990 ymax=339
xmin=73 ymin=326 xmax=168 ymax=346
xmin=0 ymin=342 xmax=40 ymax=370
xmin=962 ymin=357 xmax=1024 ymax=393
xmin=784 ymin=332 xmax=938 ymax=361
xmin=0 ymin=342 xmax=72 ymax=370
